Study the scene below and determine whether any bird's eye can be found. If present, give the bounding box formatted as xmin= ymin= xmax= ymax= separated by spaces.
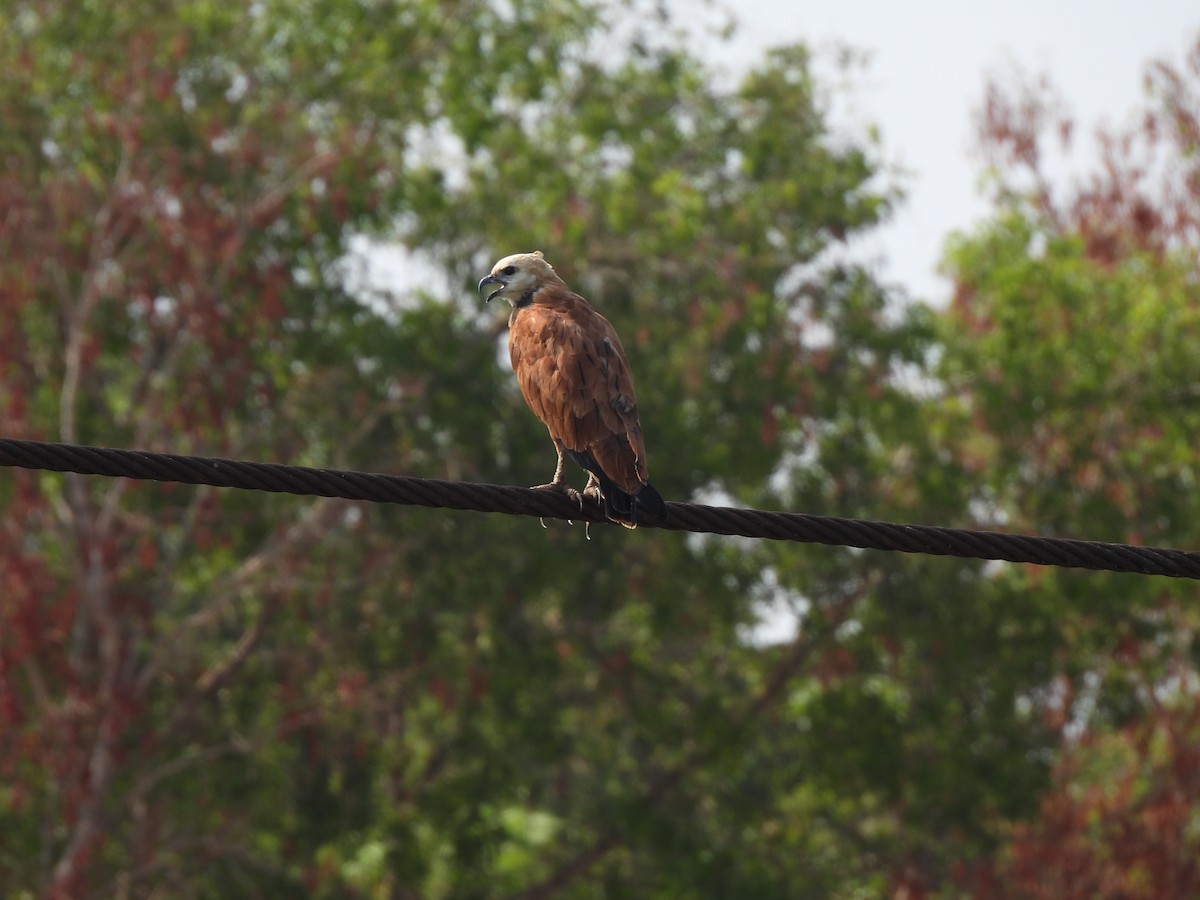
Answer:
xmin=501 ymin=265 xmax=517 ymax=276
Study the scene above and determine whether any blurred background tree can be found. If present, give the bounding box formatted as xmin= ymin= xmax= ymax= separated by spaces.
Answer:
xmin=941 ymin=37 xmax=1200 ymax=898
xmin=1 ymin=0 xmax=1198 ymax=895
xmin=0 ymin=2 xmax=939 ymax=894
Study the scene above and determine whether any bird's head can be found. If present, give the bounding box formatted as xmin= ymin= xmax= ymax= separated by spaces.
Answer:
xmin=478 ymin=250 xmax=562 ymax=306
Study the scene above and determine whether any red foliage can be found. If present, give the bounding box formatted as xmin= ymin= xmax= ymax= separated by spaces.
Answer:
xmin=975 ymin=36 xmax=1200 ymax=263
xmin=947 ymin=36 xmax=1200 ymax=899
xmin=0 ymin=10 xmax=391 ymax=890
xmin=960 ymin=696 xmax=1200 ymax=899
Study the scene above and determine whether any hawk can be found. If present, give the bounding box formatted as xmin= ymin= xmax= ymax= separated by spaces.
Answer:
xmin=479 ymin=251 xmax=666 ymax=528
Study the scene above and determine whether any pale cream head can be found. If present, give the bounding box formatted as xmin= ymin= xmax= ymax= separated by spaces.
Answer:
xmin=478 ymin=250 xmax=565 ymax=305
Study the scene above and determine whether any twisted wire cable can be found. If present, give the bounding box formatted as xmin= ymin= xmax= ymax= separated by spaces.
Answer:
xmin=1 ymin=438 xmax=1197 ymax=578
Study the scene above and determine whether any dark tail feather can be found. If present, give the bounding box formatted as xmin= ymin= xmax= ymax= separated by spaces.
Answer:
xmin=633 ymin=483 xmax=666 ymax=519
xmin=599 ymin=482 xmax=665 ymax=529
xmin=563 ymin=448 xmax=666 ymax=528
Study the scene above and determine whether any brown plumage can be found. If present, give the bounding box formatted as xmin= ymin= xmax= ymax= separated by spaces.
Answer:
xmin=479 ymin=251 xmax=665 ymax=528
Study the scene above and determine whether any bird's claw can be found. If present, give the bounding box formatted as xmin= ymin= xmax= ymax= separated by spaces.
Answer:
xmin=531 ymin=481 xmax=583 ymax=507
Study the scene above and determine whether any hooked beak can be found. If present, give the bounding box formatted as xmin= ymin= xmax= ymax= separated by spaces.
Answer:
xmin=478 ymin=274 xmax=505 ymax=304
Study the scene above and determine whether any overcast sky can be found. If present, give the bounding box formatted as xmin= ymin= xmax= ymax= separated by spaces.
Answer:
xmin=696 ymin=0 xmax=1198 ymax=302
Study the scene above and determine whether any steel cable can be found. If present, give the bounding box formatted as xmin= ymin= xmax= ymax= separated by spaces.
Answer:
xmin=2 ymin=438 xmax=1198 ymax=578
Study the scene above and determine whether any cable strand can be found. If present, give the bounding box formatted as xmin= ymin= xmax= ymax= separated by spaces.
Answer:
xmin=2 ymin=438 xmax=1198 ymax=578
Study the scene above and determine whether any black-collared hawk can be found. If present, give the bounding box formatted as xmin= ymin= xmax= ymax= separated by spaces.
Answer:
xmin=479 ymin=251 xmax=666 ymax=528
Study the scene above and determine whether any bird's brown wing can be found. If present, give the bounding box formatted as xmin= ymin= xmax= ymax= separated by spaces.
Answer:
xmin=509 ymin=290 xmax=649 ymax=494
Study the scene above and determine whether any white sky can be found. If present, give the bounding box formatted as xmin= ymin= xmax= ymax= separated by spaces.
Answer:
xmin=697 ymin=0 xmax=1199 ymax=302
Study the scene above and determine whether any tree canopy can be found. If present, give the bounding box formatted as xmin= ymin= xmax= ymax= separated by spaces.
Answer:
xmin=2 ymin=0 xmax=1199 ymax=895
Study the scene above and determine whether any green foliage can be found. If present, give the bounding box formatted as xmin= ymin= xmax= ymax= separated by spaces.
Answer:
xmin=0 ymin=1 xmax=949 ymax=894
xmin=934 ymin=43 xmax=1200 ymax=893
xmin=938 ymin=211 xmax=1200 ymax=708
xmin=942 ymin=213 xmax=1200 ymax=544
xmin=7 ymin=0 xmax=1195 ymax=895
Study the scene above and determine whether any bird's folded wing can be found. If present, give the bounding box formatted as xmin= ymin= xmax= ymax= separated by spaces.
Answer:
xmin=510 ymin=299 xmax=650 ymax=492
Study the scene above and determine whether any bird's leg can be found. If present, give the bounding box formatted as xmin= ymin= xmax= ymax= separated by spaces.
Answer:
xmin=582 ymin=472 xmax=602 ymax=502
xmin=531 ymin=440 xmax=570 ymax=491
xmin=531 ymin=441 xmax=582 ymax=510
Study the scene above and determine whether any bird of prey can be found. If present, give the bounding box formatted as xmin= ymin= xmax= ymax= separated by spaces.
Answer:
xmin=479 ymin=251 xmax=666 ymax=528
